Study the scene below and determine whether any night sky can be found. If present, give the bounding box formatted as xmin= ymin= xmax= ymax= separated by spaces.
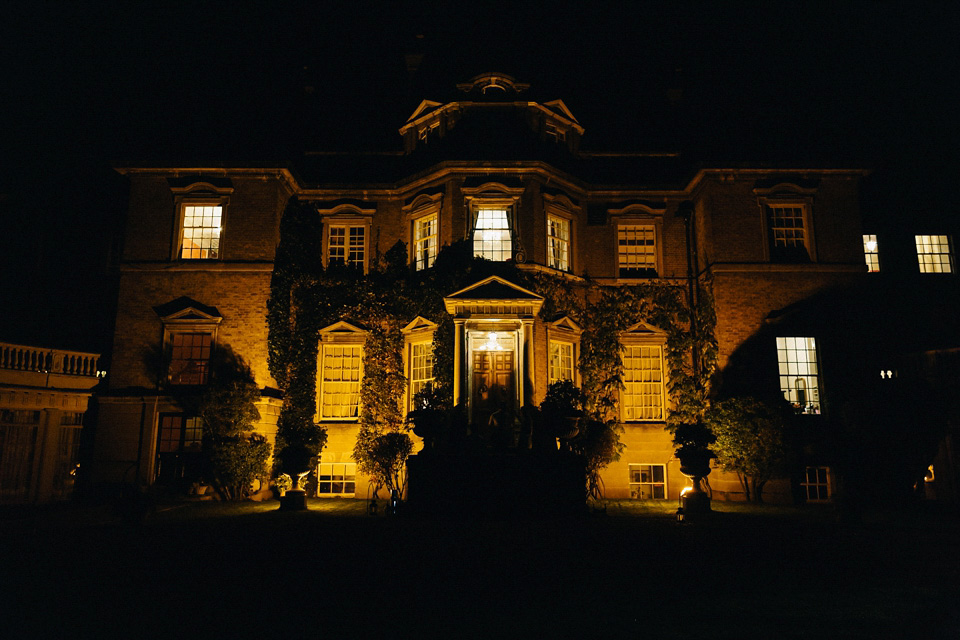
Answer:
xmin=2 ymin=1 xmax=957 ymax=356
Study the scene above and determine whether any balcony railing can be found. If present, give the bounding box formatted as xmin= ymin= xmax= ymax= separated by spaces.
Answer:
xmin=0 ymin=342 xmax=100 ymax=377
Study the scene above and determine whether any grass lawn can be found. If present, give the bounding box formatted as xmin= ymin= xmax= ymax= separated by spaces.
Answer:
xmin=3 ymin=497 xmax=958 ymax=638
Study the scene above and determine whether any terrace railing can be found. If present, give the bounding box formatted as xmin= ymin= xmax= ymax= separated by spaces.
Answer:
xmin=0 ymin=342 xmax=100 ymax=378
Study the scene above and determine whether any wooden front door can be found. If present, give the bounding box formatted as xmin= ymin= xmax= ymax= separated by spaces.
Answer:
xmin=471 ymin=350 xmax=516 ymax=436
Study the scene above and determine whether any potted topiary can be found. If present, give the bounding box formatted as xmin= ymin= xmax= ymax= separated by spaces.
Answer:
xmin=407 ymin=383 xmax=447 ymax=451
xmin=541 ymin=380 xmax=586 ymax=442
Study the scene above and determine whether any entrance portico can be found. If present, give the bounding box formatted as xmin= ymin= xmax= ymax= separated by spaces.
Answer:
xmin=443 ymin=276 xmax=544 ymax=428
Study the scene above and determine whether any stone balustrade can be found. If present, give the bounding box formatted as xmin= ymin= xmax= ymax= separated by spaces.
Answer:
xmin=0 ymin=342 xmax=100 ymax=377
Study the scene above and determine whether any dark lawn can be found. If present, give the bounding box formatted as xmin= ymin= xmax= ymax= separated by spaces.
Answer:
xmin=3 ymin=499 xmax=958 ymax=639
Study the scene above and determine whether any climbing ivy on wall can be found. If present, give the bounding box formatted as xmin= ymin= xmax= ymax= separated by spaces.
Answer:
xmin=267 ymin=197 xmax=719 ymax=481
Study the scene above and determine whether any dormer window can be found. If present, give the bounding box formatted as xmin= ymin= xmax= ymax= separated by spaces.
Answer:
xmin=545 ymin=121 xmax=566 ymax=143
xmin=418 ymin=121 xmax=439 ymax=144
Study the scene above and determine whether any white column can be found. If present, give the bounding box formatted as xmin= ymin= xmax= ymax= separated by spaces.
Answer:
xmin=453 ymin=319 xmax=465 ymax=407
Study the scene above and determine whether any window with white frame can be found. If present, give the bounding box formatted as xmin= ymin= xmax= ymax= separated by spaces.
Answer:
xmin=549 ymin=340 xmax=575 ymax=384
xmin=180 ymin=204 xmax=222 ymax=260
xmin=629 ymin=463 xmax=666 ymax=499
xmin=413 ymin=213 xmax=438 ymax=270
xmin=915 ymin=235 xmax=954 ymax=273
xmin=409 ymin=341 xmax=434 ymax=401
xmin=618 ymin=224 xmax=657 ymax=277
xmin=767 ymin=204 xmax=811 ymax=261
xmin=622 ymin=344 xmax=665 ymax=421
xmin=329 ymin=225 xmax=366 ymax=270
xmin=319 ymin=344 xmax=363 ymax=419
xmin=473 ymin=208 xmax=512 ymax=261
xmin=547 ymin=214 xmax=570 ymax=271
xmin=863 ymin=234 xmax=880 ymax=272
xmin=801 ymin=466 xmax=830 ymax=501
xmin=169 ymin=332 xmax=213 ymax=385
xmin=316 ymin=462 xmax=356 ymax=496
xmin=776 ymin=337 xmax=821 ymax=414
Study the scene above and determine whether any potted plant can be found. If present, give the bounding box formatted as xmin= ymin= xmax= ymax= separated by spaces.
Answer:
xmin=542 ymin=380 xmax=586 ymax=442
xmin=407 ymin=383 xmax=447 ymax=451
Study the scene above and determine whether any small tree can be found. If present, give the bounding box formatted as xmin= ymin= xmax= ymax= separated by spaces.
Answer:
xmin=359 ymin=432 xmax=414 ymax=498
xmin=198 ymin=345 xmax=271 ymax=500
xmin=705 ymin=397 xmax=788 ymax=503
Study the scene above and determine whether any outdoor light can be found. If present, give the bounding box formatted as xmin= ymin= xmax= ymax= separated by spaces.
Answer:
xmin=676 ymin=507 xmax=685 ymax=523
xmin=679 ymin=486 xmax=693 ymax=498
xmin=481 ymin=332 xmax=504 ymax=351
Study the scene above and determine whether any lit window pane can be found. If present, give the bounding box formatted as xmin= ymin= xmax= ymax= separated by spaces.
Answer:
xmin=549 ymin=341 xmax=574 ymax=384
xmin=915 ymin=235 xmax=954 ymax=274
xmin=180 ymin=205 xmax=222 ymax=259
xmin=316 ymin=463 xmax=357 ymax=496
xmin=473 ymin=209 xmax=512 ymax=261
xmin=776 ymin=337 xmax=820 ymax=414
xmin=622 ymin=345 xmax=664 ymax=421
xmin=410 ymin=341 xmax=434 ymax=402
xmin=329 ymin=226 xmax=365 ymax=269
xmin=414 ymin=214 xmax=438 ymax=270
xmin=863 ymin=234 xmax=880 ymax=272
xmin=547 ymin=215 xmax=570 ymax=271
xmin=629 ymin=463 xmax=667 ymax=500
xmin=618 ymin=225 xmax=657 ymax=277
xmin=320 ymin=344 xmax=362 ymax=419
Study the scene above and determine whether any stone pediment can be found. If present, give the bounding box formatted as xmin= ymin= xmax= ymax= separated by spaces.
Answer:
xmin=154 ymin=297 xmax=222 ymax=323
xmin=319 ymin=320 xmax=367 ymax=335
xmin=444 ymin=276 xmax=544 ymax=317
xmin=621 ymin=321 xmax=667 ymax=339
xmin=543 ymin=99 xmax=579 ymax=124
xmin=402 ymin=316 xmax=438 ymax=335
xmin=405 ymin=100 xmax=444 ymax=123
xmin=548 ymin=315 xmax=582 ymax=334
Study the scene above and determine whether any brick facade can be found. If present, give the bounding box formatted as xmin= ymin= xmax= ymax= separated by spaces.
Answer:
xmin=96 ymin=76 xmax=868 ymax=503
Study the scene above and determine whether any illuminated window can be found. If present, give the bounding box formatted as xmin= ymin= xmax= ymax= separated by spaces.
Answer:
xmin=767 ymin=204 xmax=810 ymax=261
xmin=169 ymin=332 xmax=212 ymax=385
xmin=622 ymin=345 xmax=665 ymax=421
xmin=410 ymin=342 xmax=434 ymax=400
xmin=618 ymin=224 xmax=657 ymax=277
xmin=801 ymin=466 xmax=830 ymax=501
xmin=915 ymin=235 xmax=954 ymax=273
xmin=863 ymin=234 xmax=880 ymax=272
xmin=547 ymin=215 xmax=570 ymax=271
xmin=316 ymin=462 xmax=356 ymax=496
xmin=629 ymin=463 xmax=666 ymax=499
xmin=180 ymin=204 xmax=222 ymax=260
xmin=413 ymin=213 xmax=438 ymax=271
xmin=473 ymin=209 xmax=512 ymax=261
xmin=320 ymin=344 xmax=363 ymax=420
xmin=329 ymin=225 xmax=366 ymax=270
xmin=549 ymin=341 xmax=574 ymax=384
xmin=776 ymin=337 xmax=820 ymax=414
